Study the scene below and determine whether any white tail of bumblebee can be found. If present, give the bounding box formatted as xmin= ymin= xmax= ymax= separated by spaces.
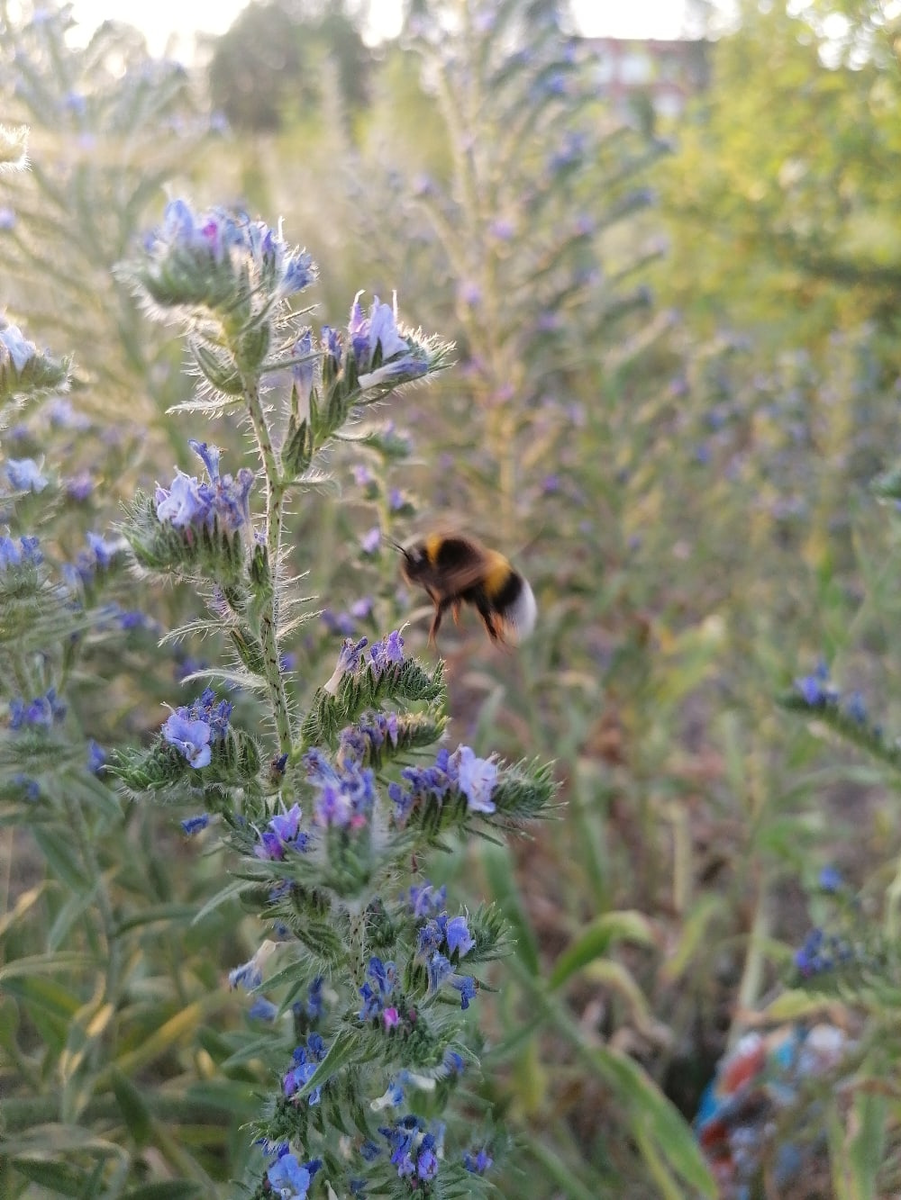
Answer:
xmin=506 ymin=577 xmax=537 ymax=644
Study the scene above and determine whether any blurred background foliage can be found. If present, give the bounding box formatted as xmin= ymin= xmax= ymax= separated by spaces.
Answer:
xmin=4 ymin=0 xmax=901 ymax=1195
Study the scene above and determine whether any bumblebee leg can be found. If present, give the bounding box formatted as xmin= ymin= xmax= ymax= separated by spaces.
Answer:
xmin=475 ymin=597 xmax=505 ymax=644
xmin=428 ymin=597 xmax=453 ymax=647
xmin=452 ymin=601 xmax=462 ymax=627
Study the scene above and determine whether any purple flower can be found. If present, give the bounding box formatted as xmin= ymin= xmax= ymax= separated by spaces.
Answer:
xmin=369 ymin=630 xmax=404 ymax=674
xmin=255 ymin=803 xmax=310 ymax=860
xmin=405 ymin=882 xmax=447 ymax=918
xmin=66 ymin=472 xmax=93 ymax=501
xmin=291 ymin=329 xmax=315 ymax=408
xmin=450 ymin=746 xmax=497 ymax=814
xmin=6 ymin=457 xmax=47 ymax=493
xmin=229 ymin=940 xmax=277 ymax=990
xmin=360 ymin=527 xmax=381 ymax=555
xmin=155 ymin=469 xmax=208 ymax=527
xmin=162 ymin=713 xmax=212 ymax=768
xmin=357 ymin=355 xmax=428 ymax=391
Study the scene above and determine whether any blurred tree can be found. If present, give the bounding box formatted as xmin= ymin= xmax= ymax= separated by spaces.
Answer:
xmin=657 ymin=0 xmax=901 ymax=350
xmin=206 ymin=0 xmax=372 ymax=132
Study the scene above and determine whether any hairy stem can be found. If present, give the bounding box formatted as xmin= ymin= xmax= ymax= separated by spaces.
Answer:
xmin=244 ymin=375 xmax=292 ymax=755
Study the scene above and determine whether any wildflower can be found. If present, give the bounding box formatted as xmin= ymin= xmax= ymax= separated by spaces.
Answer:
xmin=453 ymin=975 xmax=477 ymax=1009
xmin=360 ymin=527 xmax=381 ymax=555
xmin=0 ymin=322 xmax=37 ymax=373
xmin=463 ymin=1147 xmax=493 ymax=1174
xmin=267 ymin=1151 xmax=317 ymax=1200
xmin=794 ymin=660 xmax=838 ymax=707
xmin=5 ymin=457 xmax=47 ymax=492
xmin=445 ymin=915 xmax=475 ymax=957
xmin=306 ymin=753 xmax=376 ymax=829
xmin=162 ymin=713 xmax=212 ymax=768
xmin=358 ymin=956 xmax=397 ymax=1021
xmin=0 ymin=534 xmax=42 ymax=570
xmin=9 ymin=687 xmax=66 ymax=730
xmin=155 ymin=442 xmax=254 ymax=535
xmin=284 ymin=1033 xmax=328 ymax=1105
xmin=369 ymin=630 xmax=404 ymax=675
xmin=450 ymin=745 xmax=497 ymax=814
xmin=405 ymin=881 xmax=447 ymax=918
xmin=228 ymin=939 xmax=277 ymax=990
xmin=181 ymin=813 xmax=210 ymax=835
xmin=291 ymin=328 xmax=315 ymax=409
xmin=305 ymin=975 xmax=325 ymax=1021
xmin=427 ymin=952 xmax=453 ymax=993
xmin=255 ymin=803 xmax=311 ymax=860
xmin=249 ymin=997 xmax=278 ymax=1022
xmin=87 ymin=739 xmax=106 ymax=774
xmin=819 ymin=865 xmax=842 ymax=893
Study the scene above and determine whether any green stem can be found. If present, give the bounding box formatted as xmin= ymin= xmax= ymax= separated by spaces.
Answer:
xmin=244 ymin=375 xmax=292 ymax=756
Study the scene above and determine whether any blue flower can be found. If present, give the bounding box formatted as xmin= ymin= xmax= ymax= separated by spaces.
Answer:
xmin=155 ymin=470 xmax=208 ymax=527
xmin=463 ymin=1146 xmax=493 ymax=1174
xmin=445 ymin=915 xmax=475 ymax=958
xmin=87 ymin=739 xmax=106 ymax=774
xmin=9 ymin=687 xmax=66 ymax=730
xmin=0 ymin=534 xmax=42 ymax=570
xmin=6 ymin=457 xmax=48 ymax=493
xmin=291 ymin=328 xmax=315 ymax=407
xmin=453 ymin=975 xmax=477 ymax=1010
xmin=188 ymin=439 xmax=221 ymax=480
xmin=0 ymin=322 xmax=37 ymax=372
xmin=162 ymin=713 xmax=212 ymax=768
xmin=819 ymin=866 xmax=842 ymax=893
xmin=359 ymin=956 xmax=397 ymax=1020
xmin=181 ymin=813 xmax=210 ymax=835
xmin=266 ymin=1152 xmax=312 ymax=1199
xmin=427 ymin=952 xmax=453 ymax=993
xmin=417 ymin=1134 xmax=439 ymax=1181
xmin=248 ymin=997 xmax=278 ymax=1021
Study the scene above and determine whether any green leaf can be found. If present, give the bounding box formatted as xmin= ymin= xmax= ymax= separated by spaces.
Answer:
xmin=112 ymin=1069 xmax=154 ymax=1147
xmin=120 ymin=1185 xmax=203 ymax=1200
xmin=549 ymin=910 xmax=656 ymax=991
xmin=480 ymin=842 xmax=539 ymax=974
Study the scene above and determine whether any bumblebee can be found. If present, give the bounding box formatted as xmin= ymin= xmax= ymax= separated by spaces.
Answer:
xmin=395 ymin=532 xmax=537 ymax=647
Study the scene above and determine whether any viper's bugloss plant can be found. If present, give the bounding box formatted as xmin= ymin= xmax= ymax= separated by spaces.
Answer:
xmin=106 ymin=198 xmax=556 ymax=1196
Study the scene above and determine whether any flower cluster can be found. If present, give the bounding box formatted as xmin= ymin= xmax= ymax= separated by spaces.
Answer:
xmin=155 ymin=440 xmax=254 ymax=536
xmin=139 ymin=200 xmax=317 ymax=314
xmin=255 ymin=803 xmax=311 ymax=860
xmin=793 ymin=927 xmax=857 ymax=979
xmin=283 ymin=1032 xmax=328 ymax=1105
xmin=358 ymin=955 xmax=398 ymax=1024
xmin=0 ymin=533 xmax=41 ymax=570
xmin=389 ymin=745 xmax=498 ymax=820
xmin=161 ymin=687 xmax=232 ymax=769
xmin=348 ymin=293 xmax=429 ymax=390
xmin=303 ymin=747 xmax=376 ymax=829
xmin=9 ymin=686 xmax=66 ymax=730
xmin=379 ymin=1115 xmax=444 ymax=1183
xmin=5 ymin=457 xmax=47 ymax=493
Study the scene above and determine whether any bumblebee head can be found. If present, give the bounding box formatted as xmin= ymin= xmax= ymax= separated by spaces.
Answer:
xmin=392 ymin=539 xmax=429 ymax=584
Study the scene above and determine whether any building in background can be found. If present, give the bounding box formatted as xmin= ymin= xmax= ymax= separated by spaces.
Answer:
xmin=581 ymin=38 xmax=710 ymax=122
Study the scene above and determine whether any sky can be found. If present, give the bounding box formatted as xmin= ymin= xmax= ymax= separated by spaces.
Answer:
xmin=65 ymin=0 xmax=695 ymax=57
